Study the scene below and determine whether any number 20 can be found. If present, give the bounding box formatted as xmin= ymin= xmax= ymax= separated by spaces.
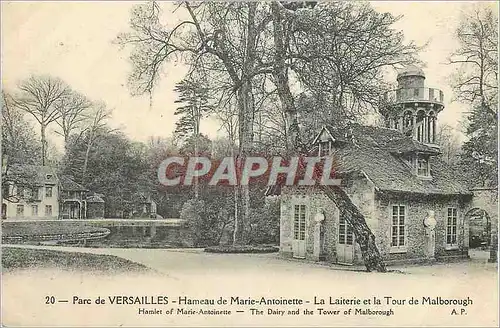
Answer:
xmin=45 ymin=296 xmax=55 ymax=304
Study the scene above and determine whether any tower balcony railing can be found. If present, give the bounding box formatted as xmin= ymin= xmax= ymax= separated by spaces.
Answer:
xmin=382 ymin=87 xmax=444 ymax=105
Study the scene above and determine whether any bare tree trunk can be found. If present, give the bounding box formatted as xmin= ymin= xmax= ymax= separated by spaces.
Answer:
xmin=270 ymin=4 xmax=300 ymax=151
xmin=194 ymin=132 xmax=199 ymax=199
xmin=64 ymin=131 xmax=70 ymax=148
xmin=193 ymin=99 xmax=200 ymax=199
xmin=233 ymin=3 xmax=258 ymax=245
xmin=489 ymin=219 xmax=498 ymax=263
xmin=232 ymin=178 xmax=240 ymax=245
xmin=319 ymin=185 xmax=386 ymax=272
xmin=82 ymin=129 xmax=94 ymax=184
xmin=233 ymin=177 xmax=243 ymax=245
xmin=40 ymin=124 xmax=47 ymax=166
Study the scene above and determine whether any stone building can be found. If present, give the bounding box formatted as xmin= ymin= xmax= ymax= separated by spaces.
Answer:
xmin=273 ymin=66 xmax=495 ymax=265
xmin=1 ymin=165 xmax=105 ymax=220
xmin=59 ymin=175 xmax=89 ymax=219
xmin=2 ymin=165 xmax=60 ymax=220
xmin=86 ymin=194 xmax=106 ymax=219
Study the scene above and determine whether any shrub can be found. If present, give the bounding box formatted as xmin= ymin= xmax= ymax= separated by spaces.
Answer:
xmin=204 ymin=245 xmax=278 ymax=254
xmin=180 ymin=199 xmax=221 ymax=247
xmin=247 ymin=198 xmax=280 ymax=245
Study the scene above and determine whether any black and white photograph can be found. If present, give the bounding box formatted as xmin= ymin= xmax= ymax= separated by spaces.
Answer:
xmin=1 ymin=1 xmax=498 ymax=326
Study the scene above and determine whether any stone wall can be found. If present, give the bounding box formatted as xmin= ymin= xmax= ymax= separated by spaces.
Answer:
xmin=280 ymin=186 xmax=340 ymax=261
xmin=87 ymin=224 xmax=193 ymax=248
xmin=280 ymin=174 xmax=375 ymax=265
xmin=374 ymin=193 xmax=471 ymax=264
xmin=280 ymin=176 xmax=473 ymax=266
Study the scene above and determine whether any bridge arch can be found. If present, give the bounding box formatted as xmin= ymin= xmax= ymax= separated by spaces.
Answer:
xmin=465 ymin=208 xmax=491 ymax=248
xmin=469 ymin=188 xmax=498 ymax=262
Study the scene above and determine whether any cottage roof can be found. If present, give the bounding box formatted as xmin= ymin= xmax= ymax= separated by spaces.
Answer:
xmin=87 ymin=195 xmax=105 ymax=203
xmin=5 ymin=164 xmax=58 ymax=186
xmin=267 ymin=124 xmax=470 ymax=196
xmin=59 ymin=175 xmax=88 ymax=192
xmin=384 ymin=138 xmax=440 ymax=155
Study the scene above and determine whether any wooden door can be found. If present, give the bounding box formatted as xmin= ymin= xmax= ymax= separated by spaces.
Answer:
xmin=292 ymin=204 xmax=306 ymax=258
xmin=336 ymin=214 xmax=355 ymax=264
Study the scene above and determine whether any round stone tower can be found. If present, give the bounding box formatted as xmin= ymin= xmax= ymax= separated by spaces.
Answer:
xmin=381 ymin=65 xmax=444 ymax=146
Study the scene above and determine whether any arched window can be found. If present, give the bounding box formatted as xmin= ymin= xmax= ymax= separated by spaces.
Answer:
xmin=416 ymin=110 xmax=425 ymax=143
xmin=427 ymin=112 xmax=436 ymax=143
xmin=403 ymin=110 xmax=413 ymax=136
xmin=394 ymin=116 xmax=400 ymax=130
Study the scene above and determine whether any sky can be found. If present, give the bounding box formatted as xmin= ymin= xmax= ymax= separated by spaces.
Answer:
xmin=2 ymin=1 xmax=494 ymax=150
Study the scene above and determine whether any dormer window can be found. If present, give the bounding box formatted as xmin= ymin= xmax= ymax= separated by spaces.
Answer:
xmin=46 ymin=174 xmax=53 ymax=179
xmin=313 ymin=126 xmax=344 ymax=157
xmin=417 ymin=155 xmax=430 ymax=177
xmin=313 ymin=127 xmax=336 ymax=157
xmin=318 ymin=141 xmax=332 ymax=157
xmin=401 ymin=153 xmax=432 ymax=178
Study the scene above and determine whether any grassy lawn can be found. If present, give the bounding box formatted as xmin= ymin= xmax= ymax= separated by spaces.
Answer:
xmin=1 ymin=247 xmax=152 ymax=273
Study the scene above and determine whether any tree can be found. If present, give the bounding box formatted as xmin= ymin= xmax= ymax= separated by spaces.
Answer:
xmin=180 ymin=191 xmax=235 ymax=247
xmin=116 ymin=1 xmax=271 ymax=244
xmin=435 ymin=124 xmax=461 ymax=167
xmin=1 ymin=90 xmax=41 ymax=202
xmin=55 ymin=91 xmax=92 ymax=146
xmin=283 ymin=2 xmax=421 ymax=140
xmin=60 ymin=101 xmax=112 ymax=186
xmin=179 ymin=133 xmax=212 ymax=156
xmin=174 ymin=76 xmax=213 ymax=198
xmin=270 ymin=2 xmax=382 ymax=271
xmin=448 ymin=3 xmax=498 ymax=263
xmin=268 ymin=2 xmax=421 ymax=271
xmin=173 ymin=77 xmax=212 ymax=142
xmin=81 ymin=102 xmax=113 ymax=184
xmin=448 ymin=4 xmax=498 ymax=188
xmin=1 ymin=90 xmax=42 ymax=167
xmin=63 ymin=128 xmax=153 ymax=217
xmin=448 ymin=3 xmax=498 ymax=116
xmin=117 ymin=1 xmax=420 ymax=270
xmin=13 ymin=75 xmax=71 ymax=165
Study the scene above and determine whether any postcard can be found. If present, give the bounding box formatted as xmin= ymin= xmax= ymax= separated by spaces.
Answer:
xmin=1 ymin=1 xmax=498 ymax=327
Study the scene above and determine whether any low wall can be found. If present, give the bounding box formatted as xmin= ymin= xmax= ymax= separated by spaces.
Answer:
xmin=2 ymin=219 xmax=193 ymax=248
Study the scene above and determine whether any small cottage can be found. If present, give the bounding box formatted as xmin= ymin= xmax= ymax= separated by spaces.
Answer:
xmin=272 ymin=67 xmax=479 ymax=265
xmin=1 ymin=165 xmax=105 ymax=220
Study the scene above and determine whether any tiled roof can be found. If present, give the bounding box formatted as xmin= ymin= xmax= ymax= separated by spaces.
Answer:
xmin=266 ymin=124 xmax=471 ymax=196
xmin=330 ymin=124 xmax=470 ymax=195
xmin=4 ymin=165 xmax=92 ymax=192
xmin=86 ymin=195 xmax=105 ymax=203
xmin=324 ymin=124 xmax=438 ymax=154
xmin=59 ymin=175 xmax=88 ymax=192
xmin=5 ymin=164 xmax=58 ymax=185
xmin=332 ymin=145 xmax=469 ymax=195
xmin=384 ymin=138 xmax=440 ymax=155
